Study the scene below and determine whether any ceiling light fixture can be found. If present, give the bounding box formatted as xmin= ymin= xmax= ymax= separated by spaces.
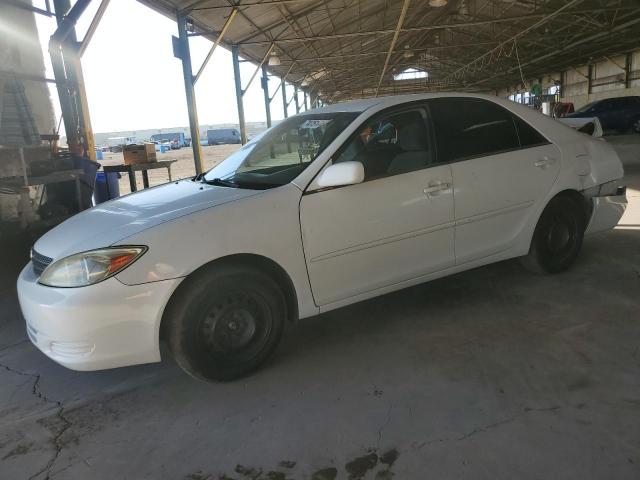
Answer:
xmin=403 ymin=45 xmax=414 ymax=59
xmin=268 ymin=51 xmax=281 ymax=66
xmin=429 ymin=0 xmax=448 ymax=7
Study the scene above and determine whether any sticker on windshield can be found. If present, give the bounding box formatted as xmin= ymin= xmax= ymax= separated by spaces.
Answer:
xmin=300 ymin=119 xmax=332 ymax=129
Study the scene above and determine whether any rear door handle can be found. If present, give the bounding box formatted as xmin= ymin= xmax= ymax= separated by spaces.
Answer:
xmin=534 ymin=157 xmax=556 ymax=168
xmin=423 ymin=182 xmax=451 ymax=196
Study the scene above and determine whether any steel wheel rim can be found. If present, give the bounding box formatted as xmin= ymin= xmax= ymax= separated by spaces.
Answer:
xmin=199 ymin=292 xmax=271 ymax=356
xmin=546 ymin=214 xmax=575 ymax=255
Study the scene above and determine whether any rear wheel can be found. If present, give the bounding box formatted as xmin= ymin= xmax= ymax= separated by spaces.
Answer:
xmin=632 ymin=117 xmax=640 ymax=134
xmin=166 ymin=264 xmax=286 ymax=382
xmin=520 ymin=195 xmax=586 ymax=274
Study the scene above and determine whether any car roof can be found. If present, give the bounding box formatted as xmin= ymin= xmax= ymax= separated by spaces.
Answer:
xmin=307 ymin=92 xmax=511 ymax=114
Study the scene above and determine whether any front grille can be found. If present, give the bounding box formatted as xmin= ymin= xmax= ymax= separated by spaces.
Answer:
xmin=31 ymin=249 xmax=53 ymax=276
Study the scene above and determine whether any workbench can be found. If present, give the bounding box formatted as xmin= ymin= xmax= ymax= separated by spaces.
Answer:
xmin=0 ymin=168 xmax=85 ymax=207
xmin=102 ymin=160 xmax=177 ymax=196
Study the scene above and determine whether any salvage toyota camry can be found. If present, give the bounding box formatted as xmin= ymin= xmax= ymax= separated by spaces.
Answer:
xmin=18 ymin=93 xmax=627 ymax=381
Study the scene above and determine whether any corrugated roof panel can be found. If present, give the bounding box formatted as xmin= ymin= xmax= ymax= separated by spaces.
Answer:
xmin=137 ymin=0 xmax=640 ymax=101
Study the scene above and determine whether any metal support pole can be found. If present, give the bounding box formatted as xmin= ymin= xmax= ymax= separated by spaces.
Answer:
xmin=587 ymin=64 xmax=594 ymax=95
xmin=51 ymin=0 xmax=96 ymax=159
xmin=281 ymin=79 xmax=288 ymax=118
xmin=67 ymin=54 xmax=96 ymax=160
xmin=304 ymin=91 xmax=308 ymax=110
xmin=232 ymin=45 xmax=248 ymax=144
xmin=177 ymin=14 xmax=204 ymax=174
xmin=51 ymin=0 xmax=79 ymax=148
xmin=294 ymin=85 xmax=300 ymax=114
xmin=261 ymin=65 xmax=272 ymax=128
xmin=625 ymin=52 xmax=632 ymax=88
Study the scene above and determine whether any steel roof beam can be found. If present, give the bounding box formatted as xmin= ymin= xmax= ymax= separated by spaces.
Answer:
xmin=193 ymin=7 xmax=237 ymax=84
xmin=466 ymin=13 xmax=640 ymax=89
xmin=443 ymin=0 xmax=584 ymax=83
xmin=236 ymin=11 xmax=596 ymax=46
xmin=376 ymin=0 xmax=411 ymax=96
xmin=77 ymin=0 xmax=109 ymax=57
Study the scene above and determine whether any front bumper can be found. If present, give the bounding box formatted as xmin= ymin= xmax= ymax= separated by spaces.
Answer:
xmin=585 ymin=192 xmax=628 ymax=235
xmin=17 ymin=264 xmax=182 ymax=371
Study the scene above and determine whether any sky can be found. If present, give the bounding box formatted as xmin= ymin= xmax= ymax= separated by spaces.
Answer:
xmin=35 ymin=0 xmax=299 ymax=135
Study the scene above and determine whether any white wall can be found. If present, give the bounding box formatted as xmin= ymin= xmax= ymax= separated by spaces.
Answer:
xmin=0 ymin=0 xmax=56 ymax=224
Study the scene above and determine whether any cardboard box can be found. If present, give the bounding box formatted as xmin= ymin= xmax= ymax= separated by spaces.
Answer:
xmin=123 ymin=143 xmax=157 ymax=165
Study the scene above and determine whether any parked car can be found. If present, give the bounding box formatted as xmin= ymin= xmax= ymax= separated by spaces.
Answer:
xmin=18 ymin=94 xmax=627 ymax=382
xmin=150 ymin=132 xmax=187 ymax=148
xmin=565 ymin=95 xmax=640 ymax=133
xmin=207 ymin=128 xmax=241 ymax=145
xmin=552 ymin=102 xmax=574 ymax=118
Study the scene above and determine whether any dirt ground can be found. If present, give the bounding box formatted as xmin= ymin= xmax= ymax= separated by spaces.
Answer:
xmin=98 ymin=144 xmax=241 ymax=195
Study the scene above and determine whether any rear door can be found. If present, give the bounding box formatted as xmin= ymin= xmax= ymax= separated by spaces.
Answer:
xmin=427 ymin=97 xmax=561 ymax=264
xmin=594 ymin=99 xmax=617 ymax=130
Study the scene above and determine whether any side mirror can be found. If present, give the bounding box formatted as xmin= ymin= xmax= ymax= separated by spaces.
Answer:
xmin=316 ymin=161 xmax=365 ymax=189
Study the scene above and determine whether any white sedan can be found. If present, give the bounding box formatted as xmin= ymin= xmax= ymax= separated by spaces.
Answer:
xmin=18 ymin=93 xmax=627 ymax=381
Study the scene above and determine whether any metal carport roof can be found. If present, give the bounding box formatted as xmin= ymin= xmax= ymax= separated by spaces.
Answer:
xmin=137 ymin=0 xmax=640 ymax=101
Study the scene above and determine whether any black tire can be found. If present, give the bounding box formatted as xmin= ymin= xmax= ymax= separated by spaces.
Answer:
xmin=520 ymin=195 xmax=586 ymax=274
xmin=165 ymin=264 xmax=286 ymax=382
xmin=631 ymin=117 xmax=640 ymax=134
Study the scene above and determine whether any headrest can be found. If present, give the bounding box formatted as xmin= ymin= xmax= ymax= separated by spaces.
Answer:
xmin=398 ymin=123 xmax=428 ymax=152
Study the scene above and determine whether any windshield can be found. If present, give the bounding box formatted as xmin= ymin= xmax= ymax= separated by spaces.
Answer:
xmin=203 ymin=112 xmax=359 ymax=189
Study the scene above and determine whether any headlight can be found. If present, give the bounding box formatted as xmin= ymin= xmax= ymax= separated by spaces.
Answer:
xmin=38 ymin=246 xmax=147 ymax=288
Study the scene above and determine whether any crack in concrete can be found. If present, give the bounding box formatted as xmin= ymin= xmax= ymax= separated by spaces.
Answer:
xmin=376 ymin=403 xmax=393 ymax=447
xmin=414 ymin=405 xmax=563 ymax=450
xmin=0 ymin=361 xmax=72 ymax=480
xmin=0 ymin=339 xmax=29 ymax=355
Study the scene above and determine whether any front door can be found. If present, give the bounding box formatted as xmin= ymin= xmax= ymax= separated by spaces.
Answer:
xmin=299 ymin=107 xmax=455 ymax=306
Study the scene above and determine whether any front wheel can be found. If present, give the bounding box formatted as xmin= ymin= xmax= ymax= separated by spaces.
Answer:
xmin=632 ymin=117 xmax=640 ymax=134
xmin=165 ymin=264 xmax=286 ymax=382
xmin=520 ymin=196 xmax=586 ymax=274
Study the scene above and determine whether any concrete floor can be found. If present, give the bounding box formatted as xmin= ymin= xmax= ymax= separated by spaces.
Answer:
xmin=1 ymin=136 xmax=640 ymax=480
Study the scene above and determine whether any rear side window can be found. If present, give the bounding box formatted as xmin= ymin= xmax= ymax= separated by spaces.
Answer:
xmin=512 ymin=115 xmax=548 ymax=148
xmin=428 ymin=98 xmax=520 ymax=162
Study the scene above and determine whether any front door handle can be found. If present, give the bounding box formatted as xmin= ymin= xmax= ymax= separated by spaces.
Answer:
xmin=423 ymin=181 xmax=451 ymax=197
xmin=534 ymin=156 xmax=556 ymax=169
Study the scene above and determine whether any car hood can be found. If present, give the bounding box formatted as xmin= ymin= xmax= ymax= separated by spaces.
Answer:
xmin=33 ymin=180 xmax=261 ymax=260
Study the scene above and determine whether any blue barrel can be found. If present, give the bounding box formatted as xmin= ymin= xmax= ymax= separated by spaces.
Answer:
xmin=93 ymin=171 xmax=121 ymax=204
xmin=96 ymin=150 xmax=104 ymax=160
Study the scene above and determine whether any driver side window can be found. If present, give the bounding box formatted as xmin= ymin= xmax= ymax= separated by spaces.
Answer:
xmin=334 ymin=109 xmax=433 ymax=180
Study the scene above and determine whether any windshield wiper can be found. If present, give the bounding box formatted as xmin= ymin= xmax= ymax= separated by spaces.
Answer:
xmin=204 ymin=177 xmax=279 ymax=190
xmin=205 ymin=177 xmax=239 ymax=188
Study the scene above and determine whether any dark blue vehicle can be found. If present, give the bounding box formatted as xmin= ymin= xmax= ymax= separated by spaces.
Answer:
xmin=207 ymin=128 xmax=241 ymax=145
xmin=566 ymin=96 xmax=640 ymax=133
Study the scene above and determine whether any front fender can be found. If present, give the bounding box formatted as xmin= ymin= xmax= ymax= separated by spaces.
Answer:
xmin=114 ymin=184 xmax=319 ymax=319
